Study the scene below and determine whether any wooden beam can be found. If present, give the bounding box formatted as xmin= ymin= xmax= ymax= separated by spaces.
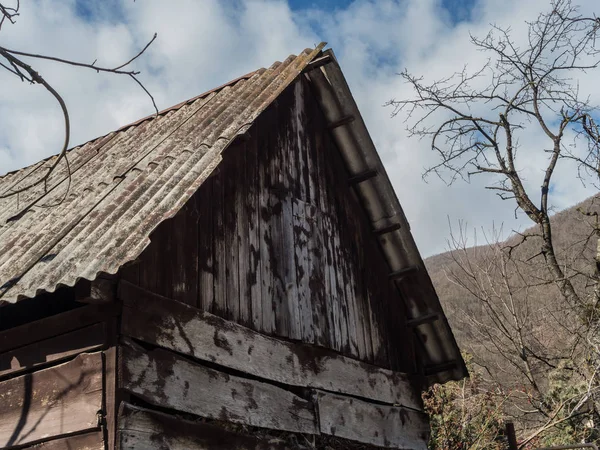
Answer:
xmin=315 ymin=391 xmax=429 ymax=449
xmin=118 ymin=402 xmax=290 ymax=450
xmin=119 ymin=339 xmax=318 ymax=434
xmin=0 ymin=322 xmax=106 ymax=379
xmin=23 ymin=431 xmax=104 ymax=449
xmin=423 ymin=360 xmax=459 ymax=376
xmin=0 ymin=302 xmax=119 ymax=354
xmin=301 ymin=54 xmax=332 ymax=73
xmin=0 ymin=352 xmax=103 ymax=448
xmin=326 ymin=115 xmax=355 ymax=129
xmin=373 ymin=222 xmax=401 ymax=236
xmin=348 ymin=169 xmax=378 ymax=185
xmin=119 ymin=281 xmax=422 ymax=409
xmin=406 ymin=312 xmax=439 ymax=328
xmin=389 ymin=266 xmax=419 ymax=280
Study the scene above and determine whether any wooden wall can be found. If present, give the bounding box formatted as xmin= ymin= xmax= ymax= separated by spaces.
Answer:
xmin=121 ymin=77 xmax=414 ymax=372
xmin=0 ymin=303 xmax=118 ymax=449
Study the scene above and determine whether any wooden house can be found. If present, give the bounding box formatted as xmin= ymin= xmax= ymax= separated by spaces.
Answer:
xmin=0 ymin=44 xmax=466 ymax=449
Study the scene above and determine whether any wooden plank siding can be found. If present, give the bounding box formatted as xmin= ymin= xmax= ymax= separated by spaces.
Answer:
xmin=120 ymin=75 xmax=415 ymax=372
xmin=118 ymin=402 xmax=290 ymax=450
xmin=119 ymin=339 xmax=318 ymax=434
xmin=0 ymin=352 xmax=103 ymax=448
xmin=0 ymin=323 xmax=105 ymax=379
xmin=119 ymin=281 xmax=422 ymax=409
xmin=316 ymin=391 xmax=430 ymax=449
xmin=22 ymin=432 xmax=104 ymax=450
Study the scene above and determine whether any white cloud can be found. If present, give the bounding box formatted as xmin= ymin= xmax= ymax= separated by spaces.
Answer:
xmin=0 ymin=0 xmax=598 ymax=256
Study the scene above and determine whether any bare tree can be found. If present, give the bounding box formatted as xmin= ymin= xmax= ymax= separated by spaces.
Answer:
xmin=390 ymin=0 xmax=600 ymax=445
xmin=0 ymin=1 xmax=157 ymax=197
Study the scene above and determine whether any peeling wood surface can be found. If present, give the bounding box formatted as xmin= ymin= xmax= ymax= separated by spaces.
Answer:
xmin=22 ymin=431 xmax=104 ymax=449
xmin=119 ymin=339 xmax=317 ymax=434
xmin=0 ymin=323 xmax=105 ymax=379
xmin=0 ymin=352 xmax=103 ymax=448
xmin=120 ymin=282 xmax=422 ymax=409
xmin=118 ymin=402 xmax=290 ymax=450
xmin=316 ymin=392 xmax=429 ymax=449
xmin=123 ymin=77 xmax=415 ymax=371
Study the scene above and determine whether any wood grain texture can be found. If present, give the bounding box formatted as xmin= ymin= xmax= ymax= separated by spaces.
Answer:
xmin=119 ymin=281 xmax=422 ymax=409
xmin=125 ymin=75 xmax=416 ymax=372
xmin=0 ymin=352 xmax=103 ymax=448
xmin=316 ymin=391 xmax=430 ymax=449
xmin=22 ymin=431 xmax=104 ymax=449
xmin=118 ymin=402 xmax=290 ymax=450
xmin=119 ymin=339 xmax=317 ymax=434
xmin=0 ymin=323 xmax=105 ymax=379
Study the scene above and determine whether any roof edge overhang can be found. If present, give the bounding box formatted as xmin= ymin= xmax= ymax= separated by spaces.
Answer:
xmin=304 ymin=49 xmax=467 ymax=385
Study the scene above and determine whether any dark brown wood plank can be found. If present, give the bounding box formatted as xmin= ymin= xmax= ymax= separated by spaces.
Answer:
xmin=197 ymin=179 xmax=215 ymax=313
xmin=246 ymin=133 xmax=263 ymax=331
xmin=293 ymin=199 xmax=314 ymax=344
xmin=119 ymin=281 xmax=422 ymax=409
xmin=316 ymin=391 xmax=430 ymax=449
xmin=23 ymin=431 xmax=104 ymax=449
xmin=0 ymin=323 xmax=106 ymax=379
xmin=0 ymin=302 xmax=119 ymax=354
xmin=103 ymin=321 xmax=118 ymax=450
xmin=237 ymin=142 xmax=250 ymax=327
xmin=0 ymin=352 xmax=103 ymax=448
xmin=118 ymin=402 xmax=289 ymax=450
xmin=119 ymin=340 xmax=317 ymax=434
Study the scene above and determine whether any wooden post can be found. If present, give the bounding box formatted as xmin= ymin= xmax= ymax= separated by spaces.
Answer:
xmin=506 ymin=422 xmax=518 ymax=450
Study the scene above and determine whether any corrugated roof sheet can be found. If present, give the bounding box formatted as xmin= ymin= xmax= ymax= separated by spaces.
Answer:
xmin=0 ymin=45 xmax=325 ymax=303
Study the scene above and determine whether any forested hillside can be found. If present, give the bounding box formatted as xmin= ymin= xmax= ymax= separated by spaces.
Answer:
xmin=424 ymin=195 xmax=600 ymax=448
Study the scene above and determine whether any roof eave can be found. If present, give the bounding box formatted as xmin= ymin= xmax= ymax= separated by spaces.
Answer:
xmin=304 ymin=48 xmax=467 ymax=385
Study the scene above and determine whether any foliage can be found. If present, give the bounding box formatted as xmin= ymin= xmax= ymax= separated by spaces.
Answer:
xmin=396 ymin=0 xmax=600 ymax=445
xmin=424 ymin=354 xmax=507 ymax=450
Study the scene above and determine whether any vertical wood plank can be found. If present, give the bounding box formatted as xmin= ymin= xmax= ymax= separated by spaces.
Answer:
xmin=237 ymin=143 xmax=250 ymax=326
xmin=213 ymin=168 xmax=226 ymax=317
xmin=224 ymin=153 xmax=240 ymax=323
xmin=198 ymin=181 xmax=214 ymax=312
xmin=246 ymin=133 xmax=263 ymax=331
xmin=258 ymin=118 xmax=275 ymax=335
xmin=293 ymin=199 xmax=314 ymax=343
xmin=282 ymin=197 xmax=300 ymax=340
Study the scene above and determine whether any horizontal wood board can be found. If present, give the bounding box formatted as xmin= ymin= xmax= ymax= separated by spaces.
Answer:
xmin=120 ymin=281 xmax=422 ymax=409
xmin=22 ymin=431 xmax=104 ymax=449
xmin=121 ymin=76 xmax=415 ymax=372
xmin=0 ymin=352 xmax=103 ymax=448
xmin=0 ymin=323 xmax=106 ymax=379
xmin=118 ymin=402 xmax=290 ymax=450
xmin=119 ymin=339 xmax=317 ymax=434
xmin=316 ymin=391 xmax=430 ymax=449
xmin=0 ymin=302 xmax=119 ymax=354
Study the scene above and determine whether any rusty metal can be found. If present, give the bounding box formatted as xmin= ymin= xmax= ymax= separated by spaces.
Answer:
xmin=0 ymin=44 xmax=326 ymax=304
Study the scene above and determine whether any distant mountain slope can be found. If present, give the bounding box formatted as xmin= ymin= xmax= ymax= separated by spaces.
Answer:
xmin=426 ymin=194 xmax=600 ymax=355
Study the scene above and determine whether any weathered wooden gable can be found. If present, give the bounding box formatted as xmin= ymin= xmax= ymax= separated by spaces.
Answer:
xmin=122 ymin=76 xmax=415 ymax=372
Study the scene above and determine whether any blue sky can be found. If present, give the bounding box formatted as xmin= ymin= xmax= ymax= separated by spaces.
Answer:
xmin=288 ymin=0 xmax=476 ymax=23
xmin=0 ymin=0 xmax=598 ymax=256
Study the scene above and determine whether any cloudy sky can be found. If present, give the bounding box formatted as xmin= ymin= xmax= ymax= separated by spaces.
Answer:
xmin=0 ymin=0 xmax=598 ymax=256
